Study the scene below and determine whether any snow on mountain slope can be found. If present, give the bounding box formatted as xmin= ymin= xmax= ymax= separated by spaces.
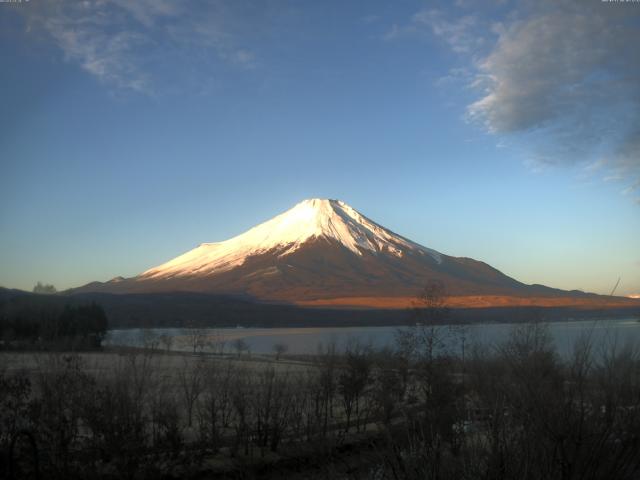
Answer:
xmin=140 ymin=199 xmax=442 ymax=280
xmin=70 ymin=197 xmax=612 ymax=305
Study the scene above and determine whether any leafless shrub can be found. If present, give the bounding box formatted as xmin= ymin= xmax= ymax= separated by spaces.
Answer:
xmin=314 ymin=341 xmax=339 ymax=438
xmin=198 ymin=360 xmax=235 ymax=453
xmin=273 ymin=342 xmax=288 ymax=360
xmin=251 ymin=366 xmax=292 ymax=455
xmin=183 ymin=327 xmax=208 ymax=354
xmin=371 ymin=348 xmax=408 ymax=425
xmin=30 ymin=354 xmax=94 ymax=478
xmin=140 ymin=329 xmax=160 ymax=352
xmin=229 ymin=365 xmax=251 ymax=456
xmin=179 ymin=357 xmax=205 ymax=428
xmin=232 ymin=338 xmax=250 ymax=358
xmin=3 ymin=314 xmax=640 ymax=480
xmin=159 ymin=333 xmax=173 ymax=353
xmin=338 ymin=340 xmax=372 ymax=433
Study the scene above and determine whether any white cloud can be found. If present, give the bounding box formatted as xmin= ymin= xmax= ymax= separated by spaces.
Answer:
xmin=622 ymin=179 xmax=640 ymax=196
xmin=360 ymin=14 xmax=380 ymax=25
xmin=434 ymin=67 xmax=472 ymax=87
xmin=384 ymin=8 xmax=484 ymax=54
xmin=106 ymin=0 xmax=178 ymax=27
xmin=467 ymin=5 xmax=635 ymax=135
xmin=412 ymin=10 xmax=483 ymax=54
xmin=231 ymin=49 xmax=256 ymax=67
xmin=382 ymin=24 xmax=405 ymax=41
xmin=385 ymin=0 xmax=640 ymax=203
xmin=44 ymin=15 xmax=150 ymax=92
xmin=22 ymin=0 xmax=258 ymax=94
xmin=395 ymin=0 xmax=640 ymax=204
xmin=469 ymin=2 xmax=640 ymax=201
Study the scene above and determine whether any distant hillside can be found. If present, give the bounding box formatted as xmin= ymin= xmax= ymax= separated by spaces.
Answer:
xmin=0 ymin=287 xmax=107 ymax=349
xmin=64 ymin=290 xmax=640 ymax=329
xmin=3 ymin=288 xmax=638 ymax=330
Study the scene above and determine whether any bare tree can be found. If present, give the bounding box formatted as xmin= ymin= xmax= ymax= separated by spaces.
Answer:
xmin=179 ymin=358 xmax=205 ymax=428
xmin=82 ymin=352 xmax=163 ymax=479
xmin=30 ymin=354 xmax=95 ymax=477
xmin=232 ymin=338 xmax=250 ymax=358
xmin=149 ymin=393 xmax=183 ymax=455
xmin=273 ymin=342 xmax=288 ymax=360
xmin=229 ymin=366 xmax=251 ymax=456
xmin=338 ymin=340 xmax=372 ymax=432
xmin=198 ymin=360 xmax=235 ymax=452
xmin=0 ymin=370 xmax=33 ymax=469
xmin=208 ymin=329 xmax=226 ymax=355
xmin=159 ymin=333 xmax=173 ymax=353
xmin=396 ymin=280 xmax=451 ymax=362
xmin=183 ymin=327 xmax=207 ymax=354
xmin=315 ymin=341 xmax=338 ymax=437
xmin=371 ymin=348 xmax=407 ymax=425
xmin=141 ymin=329 xmax=160 ymax=352
xmin=251 ymin=366 xmax=293 ymax=455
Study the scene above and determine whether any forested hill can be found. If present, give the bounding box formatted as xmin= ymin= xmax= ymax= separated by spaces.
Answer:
xmin=0 ymin=288 xmax=107 ymax=349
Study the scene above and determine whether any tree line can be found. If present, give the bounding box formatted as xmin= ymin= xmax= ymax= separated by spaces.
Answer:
xmin=1 ymin=321 xmax=640 ymax=479
xmin=0 ymin=294 xmax=108 ymax=350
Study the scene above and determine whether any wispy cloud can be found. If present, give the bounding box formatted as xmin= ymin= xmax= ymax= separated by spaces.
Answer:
xmin=412 ymin=10 xmax=483 ymax=54
xmin=466 ymin=1 xmax=640 ymax=202
xmin=360 ymin=14 xmax=380 ymax=25
xmin=106 ymin=0 xmax=178 ymax=28
xmin=384 ymin=8 xmax=485 ymax=54
xmin=43 ymin=15 xmax=150 ymax=92
xmin=434 ymin=67 xmax=473 ymax=87
xmin=21 ymin=0 xmax=259 ymax=94
xmin=622 ymin=179 xmax=640 ymax=196
xmin=390 ymin=0 xmax=640 ymax=204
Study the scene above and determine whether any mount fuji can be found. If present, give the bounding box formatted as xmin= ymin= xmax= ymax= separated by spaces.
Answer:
xmin=71 ymin=199 xmax=628 ymax=308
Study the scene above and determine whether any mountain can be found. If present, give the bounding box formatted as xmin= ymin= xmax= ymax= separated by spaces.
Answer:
xmin=70 ymin=199 xmax=632 ymax=308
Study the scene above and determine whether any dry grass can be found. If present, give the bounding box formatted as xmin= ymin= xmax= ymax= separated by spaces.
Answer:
xmin=0 ymin=349 xmax=312 ymax=379
xmin=296 ymin=294 xmax=640 ymax=309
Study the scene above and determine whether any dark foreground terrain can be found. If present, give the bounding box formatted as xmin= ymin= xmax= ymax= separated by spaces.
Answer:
xmin=2 ymin=319 xmax=640 ymax=479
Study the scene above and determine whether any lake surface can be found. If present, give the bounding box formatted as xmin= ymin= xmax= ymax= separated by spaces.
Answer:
xmin=105 ymin=317 xmax=640 ymax=356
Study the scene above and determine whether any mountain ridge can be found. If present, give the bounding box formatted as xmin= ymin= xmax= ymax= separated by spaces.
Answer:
xmin=69 ymin=198 xmax=630 ymax=308
xmin=139 ymin=198 xmax=443 ymax=281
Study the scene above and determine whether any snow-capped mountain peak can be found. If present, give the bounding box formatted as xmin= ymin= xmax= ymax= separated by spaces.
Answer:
xmin=140 ymin=198 xmax=440 ymax=280
xmin=72 ymin=198 xmax=620 ymax=307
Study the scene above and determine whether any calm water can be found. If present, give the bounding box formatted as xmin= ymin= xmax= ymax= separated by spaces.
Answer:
xmin=104 ymin=317 xmax=640 ymax=356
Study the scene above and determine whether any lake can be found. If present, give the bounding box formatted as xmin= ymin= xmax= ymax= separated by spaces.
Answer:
xmin=104 ymin=317 xmax=640 ymax=356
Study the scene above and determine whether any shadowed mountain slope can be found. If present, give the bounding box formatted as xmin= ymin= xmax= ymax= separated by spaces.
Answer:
xmin=69 ymin=199 xmax=632 ymax=308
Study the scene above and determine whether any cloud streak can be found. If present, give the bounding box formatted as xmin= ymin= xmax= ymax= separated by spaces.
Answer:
xmin=470 ymin=1 xmax=640 ymax=201
xmin=384 ymin=8 xmax=485 ymax=54
xmin=22 ymin=0 xmax=259 ymax=94
xmin=391 ymin=0 xmax=640 ymax=203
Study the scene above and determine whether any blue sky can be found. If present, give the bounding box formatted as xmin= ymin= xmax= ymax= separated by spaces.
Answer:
xmin=1 ymin=0 xmax=639 ymax=296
